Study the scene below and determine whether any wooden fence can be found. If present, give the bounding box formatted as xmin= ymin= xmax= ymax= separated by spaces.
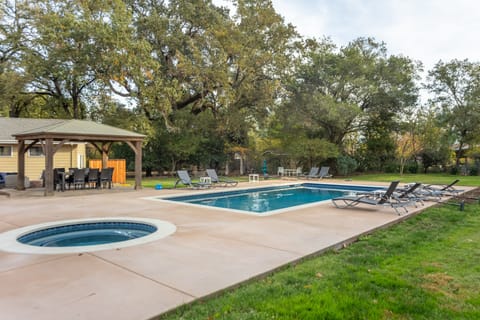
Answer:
xmin=88 ymin=159 xmax=126 ymax=184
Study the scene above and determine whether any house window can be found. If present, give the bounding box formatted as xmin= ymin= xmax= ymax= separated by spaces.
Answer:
xmin=29 ymin=146 xmax=44 ymax=157
xmin=0 ymin=146 xmax=13 ymax=157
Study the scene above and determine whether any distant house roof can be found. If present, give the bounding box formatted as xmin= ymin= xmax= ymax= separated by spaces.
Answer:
xmin=0 ymin=118 xmax=62 ymax=143
xmin=0 ymin=117 xmax=145 ymax=143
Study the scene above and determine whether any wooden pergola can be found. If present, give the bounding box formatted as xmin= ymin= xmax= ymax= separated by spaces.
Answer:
xmin=12 ymin=120 xmax=145 ymax=196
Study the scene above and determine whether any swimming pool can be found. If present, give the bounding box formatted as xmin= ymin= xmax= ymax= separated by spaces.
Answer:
xmin=158 ymin=183 xmax=383 ymax=215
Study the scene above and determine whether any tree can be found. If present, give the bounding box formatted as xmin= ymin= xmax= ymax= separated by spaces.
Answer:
xmin=426 ymin=59 xmax=480 ymax=168
xmin=110 ymin=0 xmax=298 ymax=125
xmin=0 ymin=0 xmax=36 ymax=117
xmin=275 ymin=37 xmax=420 ymax=171
xmin=21 ymin=0 xmax=132 ymax=119
xmin=416 ymin=108 xmax=452 ymax=173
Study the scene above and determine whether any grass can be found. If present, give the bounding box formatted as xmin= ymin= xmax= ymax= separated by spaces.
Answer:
xmin=348 ymin=172 xmax=480 ymax=187
xmin=127 ymin=175 xmax=252 ymax=189
xmin=129 ymin=172 xmax=479 ymax=189
xmin=156 ymin=174 xmax=480 ymax=320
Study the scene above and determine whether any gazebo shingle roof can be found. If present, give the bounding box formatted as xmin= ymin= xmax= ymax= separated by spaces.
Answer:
xmin=5 ymin=118 xmax=145 ymax=140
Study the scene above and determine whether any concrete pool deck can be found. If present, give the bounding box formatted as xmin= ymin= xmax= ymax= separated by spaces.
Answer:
xmin=0 ymin=179 xmax=462 ymax=319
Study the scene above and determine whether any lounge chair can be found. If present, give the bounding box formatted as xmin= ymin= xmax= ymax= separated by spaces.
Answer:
xmin=277 ymin=167 xmax=284 ymax=176
xmin=423 ymin=179 xmax=463 ymax=196
xmin=302 ymin=167 xmax=319 ymax=179
xmin=175 ymin=170 xmax=211 ymax=189
xmin=386 ymin=182 xmax=424 ymax=207
xmin=206 ymin=169 xmax=238 ymax=187
xmin=331 ymin=181 xmax=414 ymax=215
xmin=317 ymin=166 xmax=332 ymax=179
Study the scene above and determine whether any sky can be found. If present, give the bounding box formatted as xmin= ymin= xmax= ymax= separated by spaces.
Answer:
xmin=270 ymin=0 xmax=479 ymax=72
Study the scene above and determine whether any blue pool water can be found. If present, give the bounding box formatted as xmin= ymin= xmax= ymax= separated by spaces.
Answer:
xmin=163 ymin=183 xmax=382 ymax=214
xmin=18 ymin=222 xmax=157 ymax=247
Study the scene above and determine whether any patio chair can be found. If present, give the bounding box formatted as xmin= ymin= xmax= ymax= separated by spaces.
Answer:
xmin=71 ymin=168 xmax=86 ymax=190
xmin=301 ymin=167 xmax=319 ymax=179
xmin=317 ymin=166 xmax=332 ymax=179
xmin=174 ymin=170 xmax=211 ymax=189
xmin=99 ymin=167 xmax=114 ymax=189
xmin=206 ymin=169 xmax=238 ymax=187
xmin=296 ymin=167 xmax=303 ymax=176
xmin=277 ymin=167 xmax=284 ymax=176
xmin=331 ymin=181 xmax=414 ymax=215
xmin=53 ymin=168 xmax=66 ymax=191
xmin=86 ymin=168 xmax=99 ymax=189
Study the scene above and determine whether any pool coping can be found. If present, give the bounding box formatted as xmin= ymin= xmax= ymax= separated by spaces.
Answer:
xmin=144 ymin=181 xmax=386 ymax=216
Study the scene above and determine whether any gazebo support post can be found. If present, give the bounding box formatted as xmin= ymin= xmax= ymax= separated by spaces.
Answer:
xmin=17 ymin=140 xmax=26 ymax=190
xmin=126 ymin=140 xmax=143 ymax=190
xmin=44 ymin=138 xmax=54 ymax=196
xmin=134 ymin=141 xmax=142 ymax=190
xmin=101 ymin=143 xmax=110 ymax=169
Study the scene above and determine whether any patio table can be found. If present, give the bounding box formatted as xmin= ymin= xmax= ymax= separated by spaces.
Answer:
xmin=284 ymin=169 xmax=297 ymax=176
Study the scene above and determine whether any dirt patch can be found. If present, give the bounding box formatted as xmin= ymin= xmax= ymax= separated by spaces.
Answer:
xmin=454 ymin=187 xmax=480 ymax=204
xmin=422 ymin=272 xmax=459 ymax=298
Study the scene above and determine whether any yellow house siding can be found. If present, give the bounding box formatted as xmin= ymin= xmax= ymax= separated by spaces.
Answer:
xmin=0 ymin=143 xmax=87 ymax=181
xmin=0 ymin=145 xmax=16 ymax=173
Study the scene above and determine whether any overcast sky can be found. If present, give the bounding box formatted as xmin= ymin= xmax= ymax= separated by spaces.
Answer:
xmin=270 ymin=0 xmax=479 ymax=71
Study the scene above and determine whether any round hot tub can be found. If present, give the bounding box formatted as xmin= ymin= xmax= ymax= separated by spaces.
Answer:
xmin=0 ymin=217 xmax=176 ymax=254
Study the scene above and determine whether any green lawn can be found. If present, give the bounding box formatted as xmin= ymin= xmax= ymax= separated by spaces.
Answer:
xmin=130 ymin=173 xmax=479 ymax=189
xmin=348 ymin=173 xmax=480 ymax=187
xmin=157 ymin=174 xmax=480 ymax=320
xmin=127 ymin=175 xmax=253 ymax=189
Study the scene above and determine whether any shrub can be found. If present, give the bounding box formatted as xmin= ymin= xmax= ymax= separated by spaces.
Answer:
xmin=469 ymin=166 xmax=479 ymax=176
xmin=336 ymin=155 xmax=358 ymax=176
xmin=406 ymin=161 xmax=419 ymax=174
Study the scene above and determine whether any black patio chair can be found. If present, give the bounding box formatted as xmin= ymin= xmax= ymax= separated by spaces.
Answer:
xmin=71 ymin=168 xmax=86 ymax=190
xmin=86 ymin=168 xmax=99 ymax=189
xmin=53 ymin=168 xmax=66 ymax=191
xmin=99 ymin=167 xmax=114 ymax=189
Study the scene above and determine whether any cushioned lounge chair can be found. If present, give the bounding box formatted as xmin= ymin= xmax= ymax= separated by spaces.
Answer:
xmin=174 ymin=170 xmax=211 ymax=189
xmin=206 ymin=169 xmax=238 ymax=187
xmin=331 ymin=181 xmax=414 ymax=215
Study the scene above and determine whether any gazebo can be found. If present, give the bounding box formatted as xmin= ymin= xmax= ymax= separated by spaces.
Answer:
xmin=12 ymin=119 xmax=145 ymax=196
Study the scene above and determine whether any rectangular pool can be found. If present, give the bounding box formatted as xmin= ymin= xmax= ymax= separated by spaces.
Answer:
xmin=156 ymin=183 xmax=383 ymax=216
